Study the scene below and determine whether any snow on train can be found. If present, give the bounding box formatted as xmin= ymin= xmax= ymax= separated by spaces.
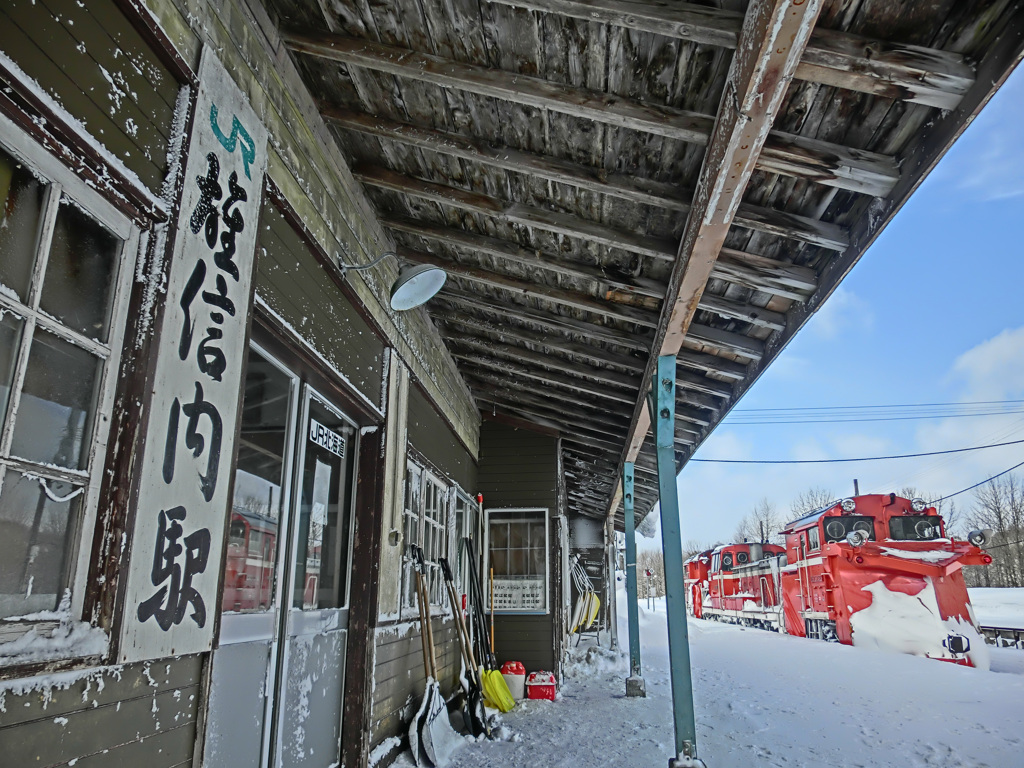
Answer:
xmin=684 ymin=494 xmax=994 ymax=668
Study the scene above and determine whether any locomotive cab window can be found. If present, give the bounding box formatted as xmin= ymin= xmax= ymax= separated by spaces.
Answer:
xmin=721 ymin=553 xmax=733 ymax=571
xmin=808 ymin=527 xmax=821 ymax=551
xmin=889 ymin=515 xmax=943 ymax=541
xmin=823 ymin=516 xmax=875 ymax=544
xmin=736 ymin=551 xmax=749 ymax=565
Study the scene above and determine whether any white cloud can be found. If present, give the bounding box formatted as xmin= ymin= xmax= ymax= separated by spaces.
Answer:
xmin=948 ymin=326 xmax=1024 ymax=401
xmin=805 ymin=288 xmax=874 ymax=341
xmin=926 ymin=66 xmax=1024 ymax=201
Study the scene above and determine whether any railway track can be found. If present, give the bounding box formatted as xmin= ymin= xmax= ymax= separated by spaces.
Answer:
xmin=979 ymin=625 xmax=1024 ymax=650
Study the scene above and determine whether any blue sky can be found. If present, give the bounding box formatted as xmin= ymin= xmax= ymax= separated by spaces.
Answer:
xmin=647 ymin=64 xmax=1024 ymax=548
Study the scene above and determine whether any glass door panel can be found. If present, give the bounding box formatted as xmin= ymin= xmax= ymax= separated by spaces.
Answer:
xmin=276 ymin=388 xmax=356 ymax=767
xmin=205 ymin=346 xmax=297 ymax=768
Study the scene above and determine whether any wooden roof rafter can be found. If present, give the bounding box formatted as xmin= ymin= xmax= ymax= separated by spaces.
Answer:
xmin=265 ymin=0 xmax=1024 ymax=525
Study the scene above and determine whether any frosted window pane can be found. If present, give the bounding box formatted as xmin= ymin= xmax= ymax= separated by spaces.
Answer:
xmin=0 ymin=147 xmax=44 ymax=302
xmin=0 ymin=469 xmax=83 ymax=618
xmin=10 ymin=329 xmax=100 ymax=470
xmin=40 ymin=201 xmax=120 ymax=342
xmin=0 ymin=313 xmax=23 ymax=432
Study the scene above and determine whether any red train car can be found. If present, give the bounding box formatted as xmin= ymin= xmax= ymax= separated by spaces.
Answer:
xmin=222 ymin=508 xmax=278 ymax=612
xmin=685 ymin=494 xmax=993 ymax=668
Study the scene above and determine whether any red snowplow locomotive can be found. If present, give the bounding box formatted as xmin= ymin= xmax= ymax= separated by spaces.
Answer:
xmin=685 ymin=494 xmax=994 ymax=667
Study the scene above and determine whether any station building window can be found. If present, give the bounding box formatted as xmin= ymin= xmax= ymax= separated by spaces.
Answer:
xmin=402 ymin=460 xmax=457 ymax=608
xmin=486 ymin=508 xmax=548 ymax=614
xmin=0 ymin=123 xmax=138 ymax=655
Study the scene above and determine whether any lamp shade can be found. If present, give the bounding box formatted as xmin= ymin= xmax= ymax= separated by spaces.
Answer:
xmin=389 ymin=263 xmax=447 ymax=311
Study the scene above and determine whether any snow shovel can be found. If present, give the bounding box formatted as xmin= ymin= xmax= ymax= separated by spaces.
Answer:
xmin=439 ymin=556 xmax=490 ymax=738
xmin=410 ymin=547 xmax=460 ymax=767
xmin=463 ymin=539 xmax=515 ymax=713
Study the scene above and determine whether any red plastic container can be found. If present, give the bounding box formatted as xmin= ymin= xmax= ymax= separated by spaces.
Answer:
xmin=501 ymin=661 xmax=526 ymax=699
xmin=526 ymin=671 xmax=556 ymax=701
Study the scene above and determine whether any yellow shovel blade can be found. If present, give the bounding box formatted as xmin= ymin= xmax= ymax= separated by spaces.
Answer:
xmin=481 ymin=669 xmax=516 ymax=713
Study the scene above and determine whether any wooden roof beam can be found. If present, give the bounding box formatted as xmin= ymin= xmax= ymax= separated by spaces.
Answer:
xmin=436 ymin=291 xmax=653 ymax=352
xmin=449 ymin=329 xmax=724 ymax=411
xmin=617 ymin=0 xmax=823 ymax=510
xmin=391 ymin=217 xmax=815 ymax=303
xmin=687 ymin=324 xmax=765 ymax=361
xmin=465 ymin=372 xmax=708 ymax=435
xmin=398 ymin=245 xmax=659 ymax=327
xmin=444 ymin=315 xmax=736 ymax=404
xmin=285 ymin=32 xmax=898 ymax=195
xmin=451 ymin=352 xmax=637 ymax=405
xmin=402 ymin=240 xmax=778 ymax=334
xmin=486 ymin=0 xmax=974 ymax=110
xmin=435 ymin=311 xmax=647 ymax=375
xmin=329 ymin=109 xmax=848 ymax=250
xmin=386 ymin=217 xmax=664 ymax=299
xmin=446 ymin=331 xmax=643 ymax=392
xmin=358 ymin=165 xmax=676 ymax=261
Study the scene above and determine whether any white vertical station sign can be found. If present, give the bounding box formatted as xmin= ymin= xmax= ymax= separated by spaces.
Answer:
xmin=119 ymin=49 xmax=268 ymax=663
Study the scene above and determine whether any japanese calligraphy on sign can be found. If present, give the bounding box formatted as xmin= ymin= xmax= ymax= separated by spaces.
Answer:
xmin=120 ymin=49 xmax=268 ymax=663
xmin=491 ymin=577 xmax=546 ymax=612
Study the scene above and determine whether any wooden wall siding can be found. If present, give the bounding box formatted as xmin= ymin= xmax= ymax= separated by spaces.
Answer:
xmin=263 ymin=0 xmax=1021 ymax=528
xmin=256 ymin=200 xmax=386 ymax=404
xmin=407 ymin=383 xmax=478 ymax=491
xmin=139 ymin=0 xmax=480 ymax=455
xmin=369 ymin=617 xmax=460 ymax=751
xmin=0 ymin=0 xmax=178 ymax=192
xmin=0 ymin=654 xmax=203 ymax=767
xmin=477 ymin=422 xmax=558 ymax=509
xmin=476 ymin=421 xmax=560 ymax=675
xmin=492 ymin=614 xmax=556 ymax=673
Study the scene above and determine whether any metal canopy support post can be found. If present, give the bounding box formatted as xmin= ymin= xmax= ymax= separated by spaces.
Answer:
xmin=624 ymin=462 xmax=646 ymax=697
xmin=652 ymin=355 xmax=704 ymax=767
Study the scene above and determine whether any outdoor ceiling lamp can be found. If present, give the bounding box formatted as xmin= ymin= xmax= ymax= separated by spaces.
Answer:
xmin=337 ymin=250 xmax=446 ymax=311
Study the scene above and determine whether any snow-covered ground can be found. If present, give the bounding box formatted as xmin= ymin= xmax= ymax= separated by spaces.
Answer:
xmin=968 ymin=587 xmax=1024 ymax=628
xmin=393 ymin=583 xmax=1024 ymax=767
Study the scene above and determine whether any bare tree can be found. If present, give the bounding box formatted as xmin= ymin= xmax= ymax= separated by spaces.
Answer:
xmin=789 ymin=486 xmax=835 ymax=517
xmin=636 ymin=549 xmax=666 ymax=598
xmin=735 ymin=498 xmax=783 ymax=544
xmin=963 ymin=473 xmax=1024 ymax=588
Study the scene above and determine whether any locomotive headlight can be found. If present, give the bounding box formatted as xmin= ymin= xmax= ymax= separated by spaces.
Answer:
xmin=911 ymin=497 xmax=927 ymax=513
xmin=967 ymin=528 xmax=993 ymax=547
xmin=846 ymin=530 xmax=869 ymax=547
xmin=841 ymin=498 xmax=857 ymax=512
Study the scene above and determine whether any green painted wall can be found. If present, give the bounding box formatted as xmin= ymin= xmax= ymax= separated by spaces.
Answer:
xmin=477 ymin=422 xmax=560 ymax=674
xmin=407 ymin=383 xmax=476 ymax=492
xmin=0 ymin=0 xmax=178 ymax=191
xmin=256 ymin=201 xmax=385 ymax=405
xmin=0 ymin=655 xmax=203 ymax=766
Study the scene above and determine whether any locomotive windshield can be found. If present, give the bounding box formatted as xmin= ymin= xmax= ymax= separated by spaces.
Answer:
xmin=822 ymin=516 xmax=875 ymax=543
xmin=889 ymin=515 xmax=943 ymax=541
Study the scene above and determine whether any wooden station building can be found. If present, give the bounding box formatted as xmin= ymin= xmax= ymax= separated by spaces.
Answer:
xmin=0 ymin=0 xmax=1021 ymax=766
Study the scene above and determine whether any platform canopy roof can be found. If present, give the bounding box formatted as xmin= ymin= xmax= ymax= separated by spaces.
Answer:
xmin=263 ymin=0 xmax=1024 ymax=527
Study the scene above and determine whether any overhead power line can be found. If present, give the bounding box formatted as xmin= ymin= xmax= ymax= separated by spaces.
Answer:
xmin=725 ymin=398 xmax=1024 ymax=425
xmin=734 ymin=398 xmax=1024 ymax=413
xmin=690 ymin=438 xmax=1024 ymax=465
xmin=928 ymin=458 xmax=1024 ymax=504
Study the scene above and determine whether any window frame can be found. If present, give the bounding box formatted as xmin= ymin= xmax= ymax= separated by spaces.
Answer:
xmin=484 ymin=507 xmax=550 ymax=615
xmin=401 ymin=459 xmax=453 ymax=609
xmin=0 ymin=111 xmax=140 ymax=653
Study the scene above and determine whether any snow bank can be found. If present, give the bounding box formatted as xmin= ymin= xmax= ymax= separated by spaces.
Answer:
xmin=968 ymin=587 xmax=1024 ymax=627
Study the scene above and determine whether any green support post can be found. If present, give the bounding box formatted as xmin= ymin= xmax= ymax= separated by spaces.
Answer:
xmin=652 ymin=355 xmax=704 ymax=767
xmin=623 ymin=462 xmax=645 ymax=697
